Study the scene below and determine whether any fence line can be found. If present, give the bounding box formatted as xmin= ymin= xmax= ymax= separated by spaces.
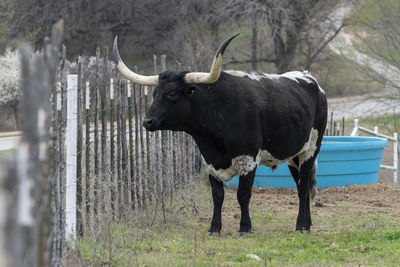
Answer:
xmin=59 ymin=49 xmax=200 ymax=235
xmin=325 ymin=111 xmax=345 ymax=136
xmin=1 ymin=20 xmax=64 ymax=266
xmin=0 ymin=23 xmax=200 ymax=265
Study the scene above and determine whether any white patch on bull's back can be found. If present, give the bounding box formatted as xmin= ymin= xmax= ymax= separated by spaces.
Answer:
xmin=225 ymin=70 xmax=325 ymax=94
xmin=203 ymin=128 xmax=320 ymax=181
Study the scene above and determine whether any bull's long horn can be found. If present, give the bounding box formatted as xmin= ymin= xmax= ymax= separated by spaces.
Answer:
xmin=113 ymin=36 xmax=159 ymax=86
xmin=184 ymin=33 xmax=240 ymax=84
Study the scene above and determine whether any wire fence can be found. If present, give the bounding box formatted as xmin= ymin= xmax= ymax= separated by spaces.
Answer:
xmin=0 ymin=21 xmax=200 ymax=266
xmin=0 ymin=21 xmax=347 ymax=267
xmin=326 ymin=111 xmax=345 ymax=136
xmin=61 ymin=49 xmax=201 ymax=235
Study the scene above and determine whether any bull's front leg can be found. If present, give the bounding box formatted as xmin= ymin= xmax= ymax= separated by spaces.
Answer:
xmin=237 ymin=169 xmax=256 ymax=235
xmin=208 ymin=174 xmax=224 ymax=236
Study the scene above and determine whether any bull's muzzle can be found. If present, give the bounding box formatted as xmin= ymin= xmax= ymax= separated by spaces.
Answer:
xmin=143 ymin=117 xmax=158 ymax=131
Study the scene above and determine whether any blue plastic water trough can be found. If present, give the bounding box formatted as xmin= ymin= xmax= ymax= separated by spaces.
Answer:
xmin=224 ymin=136 xmax=388 ymax=188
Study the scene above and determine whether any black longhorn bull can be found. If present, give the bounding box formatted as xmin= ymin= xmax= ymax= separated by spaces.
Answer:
xmin=113 ymin=33 xmax=328 ymax=235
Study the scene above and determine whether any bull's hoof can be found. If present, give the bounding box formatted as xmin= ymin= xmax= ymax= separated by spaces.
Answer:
xmin=207 ymin=231 xmax=221 ymax=237
xmin=295 ymin=229 xmax=310 ymax=234
xmin=237 ymin=231 xmax=252 ymax=237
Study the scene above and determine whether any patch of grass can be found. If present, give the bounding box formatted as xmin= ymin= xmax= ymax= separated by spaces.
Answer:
xmin=77 ymin=225 xmax=400 ymax=266
xmin=342 ymin=205 xmax=351 ymax=211
xmin=0 ymin=148 xmax=14 ymax=155
xmin=357 ymin=114 xmax=400 ymax=135
xmin=76 ymin=199 xmax=400 ymax=266
xmin=71 ymin=181 xmax=400 ymax=266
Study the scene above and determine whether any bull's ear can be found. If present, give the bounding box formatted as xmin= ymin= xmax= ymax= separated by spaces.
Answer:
xmin=185 ymin=85 xmax=196 ymax=96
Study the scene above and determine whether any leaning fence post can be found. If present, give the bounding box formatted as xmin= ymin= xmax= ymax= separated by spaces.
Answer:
xmin=66 ymin=74 xmax=78 ymax=245
xmin=351 ymin=119 xmax=359 ymax=136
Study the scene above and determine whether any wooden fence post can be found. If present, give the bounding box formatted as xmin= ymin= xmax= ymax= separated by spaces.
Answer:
xmin=57 ymin=45 xmax=67 ymax=262
xmin=101 ymin=47 xmax=110 ymax=215
xmin=127 ymin=81 xmax=135 ymax=208
xmin=76 ymin=56 xmax=83 ymax=236
xmin=93 ymin=47 xmax=100 ymax=217
xmin=160 ymin=55 xmax=169 ymax=195
xmin=133 ymin=72 xmax=141 ymax=208
xmin=153 ymin=55 xmax=161 ymax=200
xmin=116 ymin=77 xmax=122 ymax=216
xmin=144 ymin=85 xmax=152 ymax=204
xmin=84 ymin=81 xmax=91 ymax=228
xmin=4 ymin=20 xmax=64 ymax=266
xmin=119 ymin=80 xmax=129 ymax=208
xmin=109 ymin=78 xmax=117 ymax=216
xmin=138 ymin=82 xmax=145 ymax=207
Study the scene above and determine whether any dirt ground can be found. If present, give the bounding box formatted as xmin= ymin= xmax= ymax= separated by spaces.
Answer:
xmin=216 ymin=182 xmax=400 ymax=236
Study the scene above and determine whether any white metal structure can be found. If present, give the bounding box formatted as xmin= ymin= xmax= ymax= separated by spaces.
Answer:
xmin=351 ymin=119 xmax=398 ymax=184
xmin=65 ymin=75 xmax=78 ymax=245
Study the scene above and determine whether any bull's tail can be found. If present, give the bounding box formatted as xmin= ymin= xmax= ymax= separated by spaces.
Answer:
xmin=309 ymin=160 xmax=317 ymax=201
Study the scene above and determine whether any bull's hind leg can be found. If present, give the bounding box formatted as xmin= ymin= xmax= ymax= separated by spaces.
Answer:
xmin=288 ymin=156 xmax=318 ymax=233
xmin=237 ymin=169 xmax=256 ymax=235
xmin=208 ymin=175 xmax=224 ymax=236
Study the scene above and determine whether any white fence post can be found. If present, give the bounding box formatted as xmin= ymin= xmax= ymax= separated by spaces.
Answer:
xmin=352 ymin=118 xmax=399 ymax=185
xmin=351 ymin=119 xmax=359 ymax=136
xmin=394 ymin=132 xmax=398 ymax=185
xmin=66 ymin=74 xmax=78 ymax=245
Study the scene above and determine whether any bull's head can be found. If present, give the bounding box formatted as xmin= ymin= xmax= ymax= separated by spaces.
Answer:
xmin=113 ymin=33 xmax=239 ymax=131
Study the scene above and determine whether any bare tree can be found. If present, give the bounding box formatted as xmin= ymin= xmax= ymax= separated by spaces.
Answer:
xmin=350 ymin=0 xmax=400 ymax=90
xmin=213 ymin=0 xmax=342 ymax=73
xmin=1 ymin=0 xmax=344 ymax=75
xmin=0 ymin=48 xmax=21 ymax=129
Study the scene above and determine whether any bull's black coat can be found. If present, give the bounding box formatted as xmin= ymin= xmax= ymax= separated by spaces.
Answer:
xmin=145 ymin=70 xmax=327 ymax=234
xmin=114 ymin=31 xmax=327 ymax=234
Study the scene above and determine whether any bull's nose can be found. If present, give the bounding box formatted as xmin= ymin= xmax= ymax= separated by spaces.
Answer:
xmin=143 ymin=118 xmax=153 ymax=129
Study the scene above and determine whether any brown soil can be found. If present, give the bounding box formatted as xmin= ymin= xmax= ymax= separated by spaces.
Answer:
xmin=214 ymin=183 xmax=400 ymax=236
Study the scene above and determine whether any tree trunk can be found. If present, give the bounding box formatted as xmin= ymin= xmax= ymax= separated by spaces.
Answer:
xmin=251 ymin=14 xmax=258 ymax=71
xmin=211 ymin=23 xmax=220 ymax=51
xmin=9 ymin=101 xmax=20 ymax=130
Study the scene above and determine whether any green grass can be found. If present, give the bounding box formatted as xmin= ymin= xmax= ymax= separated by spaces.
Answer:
xmin=74 ymin=180 xmax=400 ymax=267
xmin=358 ymin=114 xmax=400 ymax=134
xmin=338 ymin=113 xmax=400 ymax=137
xmin=0 ymin=148 xmax=14 ymax=155
xmin=76 ymin=223 xmax=400 ymax=266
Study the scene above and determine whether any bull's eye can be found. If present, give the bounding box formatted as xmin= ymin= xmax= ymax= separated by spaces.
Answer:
xmin=167 ymin=91 xmax=178 ymax=100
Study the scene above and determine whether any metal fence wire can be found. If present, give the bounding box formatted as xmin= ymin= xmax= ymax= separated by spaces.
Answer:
xmin=64 ymin=51 xmax=201 ymax=236
xmin=0 ymin=21 xmax=200 ymax=266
